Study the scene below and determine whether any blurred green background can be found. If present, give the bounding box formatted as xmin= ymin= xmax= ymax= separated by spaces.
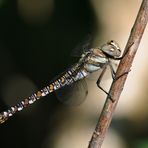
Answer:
xmin=0 ymin=0 xmax=148 ymax=148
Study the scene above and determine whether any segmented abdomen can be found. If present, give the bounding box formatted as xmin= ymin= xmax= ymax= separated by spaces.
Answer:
xmin=0 ymin=64 xmax=89 ymax=124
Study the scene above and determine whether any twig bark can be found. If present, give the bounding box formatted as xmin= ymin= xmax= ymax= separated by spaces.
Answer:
xmin=88 ymin=0 xmax=148 ymax=147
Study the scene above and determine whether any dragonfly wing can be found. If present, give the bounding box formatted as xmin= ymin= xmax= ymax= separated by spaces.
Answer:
xmin=55 ymin=79 xmax=88 ymax=106
xmin=86 ymin=70 xmax=103 ymax=81
xmin=70 ymin=34 xmax=93 ymax=57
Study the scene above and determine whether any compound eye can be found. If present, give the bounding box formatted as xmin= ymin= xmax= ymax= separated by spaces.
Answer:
xmin=110 ymin=48 xmax=115 ymax=51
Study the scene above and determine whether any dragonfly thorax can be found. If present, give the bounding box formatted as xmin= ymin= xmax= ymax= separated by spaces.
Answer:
xmin=82 ymin=48 xmax=108 ymax=73
xmin=101 ymin=40 xmax=121 ymax=58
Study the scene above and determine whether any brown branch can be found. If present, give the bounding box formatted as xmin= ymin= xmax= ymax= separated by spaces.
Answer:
xmin=88 ymin=0 xmax=148 ymax=148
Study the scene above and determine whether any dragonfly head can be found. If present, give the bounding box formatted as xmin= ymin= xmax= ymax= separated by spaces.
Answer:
xmin=101 ymin=40 xmax=121 ymax=58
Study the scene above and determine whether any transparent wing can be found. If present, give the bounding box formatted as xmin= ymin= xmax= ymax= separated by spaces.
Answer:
xmin=71 ymin=34 xmax=93 ymax=57
xmin=55 ymin=79 xmax=88 ymax=106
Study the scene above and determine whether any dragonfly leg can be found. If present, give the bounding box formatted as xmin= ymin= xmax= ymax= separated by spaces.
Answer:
xmin=108 ymin=60 xmax=131 ymax=82
xmin=96 ymin=65 xmax=114 ymax=102
xmin=109 ymin=42 xmax=133 ymax=81
xmin=113 ymin=42 xmax=134 ymax=60
xmin=108 ymin=62 xmax=116 ymax=80
xmin=113 ymin=69 xmax=131 ymax=82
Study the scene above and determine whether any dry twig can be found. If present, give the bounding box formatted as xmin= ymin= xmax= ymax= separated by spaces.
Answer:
xmin=88 ymin=0 xmax=148 ymax=147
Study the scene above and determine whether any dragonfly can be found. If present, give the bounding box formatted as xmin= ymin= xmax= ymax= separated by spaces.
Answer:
xmin=0 ymin=39 xmax=125 ymax=124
